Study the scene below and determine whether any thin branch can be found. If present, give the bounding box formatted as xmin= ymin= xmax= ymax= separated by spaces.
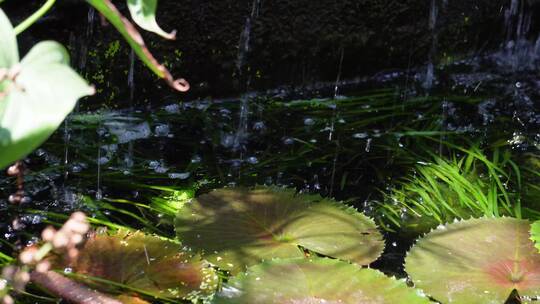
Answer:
xmin=14 ymin=0 xmax=56 ymax=35
xmin=30 ymin=271 xmax=122 ymax=304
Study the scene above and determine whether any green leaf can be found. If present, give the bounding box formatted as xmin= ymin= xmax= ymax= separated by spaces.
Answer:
xmin=127 ymin=0 xmax=176 ymax=40
xmin=86 ymin=0 xmax=189 ymax=92
xmin=57 ymin=230 xmax=218 ymax=300
xmin=0 ymin=41 xmax=94 ymax=169
xmin=175 ymin=187 xmax=384 ymax=274
xmin=0 ymin=8 xmax=18 ymax=68
xmin=214 ymin=258 xmax=432 ymax=304
xmin=530 ymin=220 xmax=540 ymax=252
xmin=116 ymin=295 xmax=150 ymax=304
xmin=405 ymin=217 xmax=540 ymax=303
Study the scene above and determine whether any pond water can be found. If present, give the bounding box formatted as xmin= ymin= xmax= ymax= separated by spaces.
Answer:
xmin=3 ymin=1 xmax=540 ymax=303
xmin=2 ymin=42 xmax=540 ymax=280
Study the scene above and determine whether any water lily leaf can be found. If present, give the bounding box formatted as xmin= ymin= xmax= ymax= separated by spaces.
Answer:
xmin=0 ymin=9 xmax=18 ymax=68
xmin=126 ymin=0 xmax=176 ymax=40
xmin=175 ymin=187 xmax=384 ymax=274
xmin=405 ymin=217 xmax=540 ymax=303
xmin=61 ymin=230 xmax=218 ymax=300
xmin=86 ymin=0 xmax=189 ymax=92
xmin=0 ymin=40 xmax=94 ymax=169
xmin=214 ymin=258 xmax=431 ymax=304
xmin=116 ymin=295 xmax=150 ymax=304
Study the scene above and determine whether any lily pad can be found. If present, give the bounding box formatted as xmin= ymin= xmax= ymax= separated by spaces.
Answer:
xmin=116 ymin=295 xmax=150 ymax=304
xmin=175 ymin=187 xmax=384 ymax=274
xmin=214 ymin=258 xmax=431 ymax=304
xmin=59 ymin=230 xmax=218 ymax=300
xmin=405 ymin=217 xmax=540 ymax=303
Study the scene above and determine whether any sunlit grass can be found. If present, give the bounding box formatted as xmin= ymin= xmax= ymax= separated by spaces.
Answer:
xmin=376 ymin=145 xmax=525 ymax=233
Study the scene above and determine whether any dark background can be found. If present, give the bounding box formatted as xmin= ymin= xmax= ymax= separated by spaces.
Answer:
xmin=2 ymin=0 xmax=532 ymax=106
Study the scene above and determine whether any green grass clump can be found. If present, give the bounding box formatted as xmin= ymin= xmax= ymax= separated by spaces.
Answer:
xmin=376 ymin=147 xmax=523 ymax=233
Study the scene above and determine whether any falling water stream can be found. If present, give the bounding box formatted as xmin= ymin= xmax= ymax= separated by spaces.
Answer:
xmin=231 ymin=0 xmax=262 ymax=154
xmin=423 ymin=0 xmax=439 ymax=90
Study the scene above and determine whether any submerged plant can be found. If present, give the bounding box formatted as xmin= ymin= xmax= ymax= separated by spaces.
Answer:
xmin=214 ymin=257 xmax=431 ymax=304
xmin=376 ymin=147 xmax=522 ymax=233
xmin=405 ymin=217 xmax=540 ymax=303
xmin=175 ymin=187 xmax=384 ymax=274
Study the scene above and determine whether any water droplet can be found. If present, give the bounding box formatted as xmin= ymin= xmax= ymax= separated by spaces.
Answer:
xmin=247 ymin=156 xmax=259 ymax=164
xmin=154 ymin=124 xmax=171 ymax=137
xmin=253 ymin=121 xmax=266 ymax=131
xmin=283 ymin=137 xmax=294 ymax=145
xmin=169 ymin=172 xmax=191 ymax=180
xmin=304 ymin=118 xmax=315 ymax=126
xmin=353 ymin=133 xmax=368 ymax=139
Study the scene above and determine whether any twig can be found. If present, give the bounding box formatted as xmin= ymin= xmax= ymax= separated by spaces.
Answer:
xmin=14 ymin=0 xmax=57 ymax=35
xmin=30 ymin=271 xmax=121 ymax=304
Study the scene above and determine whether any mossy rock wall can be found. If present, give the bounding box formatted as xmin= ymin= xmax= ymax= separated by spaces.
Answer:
xmin=3 ymin=0 xmax=516 ymax=107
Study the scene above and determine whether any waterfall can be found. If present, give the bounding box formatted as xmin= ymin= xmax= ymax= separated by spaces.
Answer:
xmin=125 ymin=50 xmax=136 ymax=170
xmin=504 ymin=0 xmax=530 ymax=43
xmin=233 ymin=96 xmax=250 ymax=152
xmin=78 ymin=8 xmax=96 ymax=73
xmin=423 ymin=0 xmax=439 ymax=90
xmin=231 ymin=0 xmax=262 ymax=152
xmin=128 ymin=49 xmax=136 ymax=105
xmin=497 ymin=0 xmax=537 ymax=70
xmin=236 ymin=0 xmax=261 ymax=74
xmin=64 ymin=7 xmax=96 ymax=185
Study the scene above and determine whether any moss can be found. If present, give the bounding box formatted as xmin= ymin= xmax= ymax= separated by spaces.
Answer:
xmin=104 ymin=40 xmax=120 ymax=59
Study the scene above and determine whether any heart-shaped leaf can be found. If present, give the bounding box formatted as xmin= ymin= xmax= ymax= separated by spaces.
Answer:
xmin=175 ymin=187 xmax=384 ymax=274
xmin=405 ymin=217 xmax=540 ymax=303
xmin=214 ymin=258 xmax=431 ymax=304
xmin=127 ymin=0 xmax=176 ymax=40
xmin=0 ymin=9 xmax=18 ymax=68
xmin=59 ymin=230 xmax=218 ymax=301
xmin=0 ymin=13 xmax=94 ymax=170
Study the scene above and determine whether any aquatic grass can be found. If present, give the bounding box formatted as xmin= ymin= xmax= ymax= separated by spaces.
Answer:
xmin=376 ymin=146 xmax=524 ymax=233
xmin=26 ymin=210 xmax=131 ymax=232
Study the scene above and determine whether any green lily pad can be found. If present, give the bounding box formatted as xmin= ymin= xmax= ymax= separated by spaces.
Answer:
xmin=405 ymin=217 xmax=540 ymax=303
xmin=175 ymin=187 xmax=384 ymax=274
xmin=213 ymin=258 xmax=431 ymax=304
xmin=61 ymin=230 xmax=218 ymax=300
xmin=116 ymin=295 xmax=150 ymax=304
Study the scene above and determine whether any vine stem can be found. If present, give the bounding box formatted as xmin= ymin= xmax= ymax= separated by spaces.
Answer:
xmin=30 ymin=271 xmax=122 ymax=304
xmin=14 ymin=0 xmax=56 ymax=35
